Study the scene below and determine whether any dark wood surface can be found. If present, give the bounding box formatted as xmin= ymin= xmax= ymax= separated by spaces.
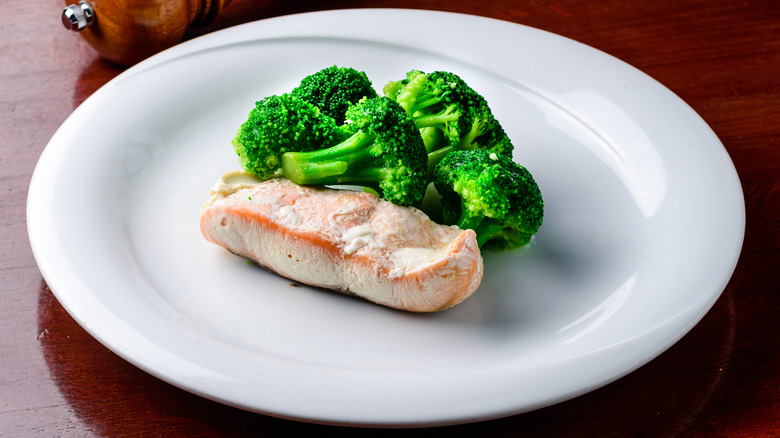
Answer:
xmin=3 ymin=1 xmax=778 ymax=436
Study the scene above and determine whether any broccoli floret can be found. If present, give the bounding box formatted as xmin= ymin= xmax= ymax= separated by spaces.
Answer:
xmin=434 ymin=149 xmax=543 ymax=249
xmin=291 ymin=65 xmax=379 ymax=124
xmin=232 ymin=93 xmax=347 ymax=178
xmin=384 ymin=70 xmax=514 ymax=177
xmin=281 ymin=96 xmax=428 ymax=206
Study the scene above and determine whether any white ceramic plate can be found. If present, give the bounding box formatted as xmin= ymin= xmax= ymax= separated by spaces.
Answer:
xmin=27 ymin=9 xmax=744 ymax=427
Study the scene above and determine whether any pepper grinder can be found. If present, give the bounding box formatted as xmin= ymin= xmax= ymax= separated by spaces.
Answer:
xmin=62 ymin=0 xmax=231 ymax=66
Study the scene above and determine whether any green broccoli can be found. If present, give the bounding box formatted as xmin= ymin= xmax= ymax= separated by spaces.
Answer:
xmin=383 ymin=70 xmax=514 ymax=177
xmin=281 ymin=96 xmax=428 ymax=206
xmin=232 ymin=93 xmax=347 ymax=178
xmin=291 ymin=65 xmax=379 ymax=124
xmin=434 ymin=149 xmax=544 ymax=249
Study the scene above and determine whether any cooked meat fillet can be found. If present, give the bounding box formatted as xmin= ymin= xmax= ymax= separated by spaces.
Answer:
xmin=200 ymin=172 xmax=483 ymax=312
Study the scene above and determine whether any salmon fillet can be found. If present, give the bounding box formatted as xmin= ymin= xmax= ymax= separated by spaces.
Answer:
xmin=200 ymin=172 xmax=483 ymax=312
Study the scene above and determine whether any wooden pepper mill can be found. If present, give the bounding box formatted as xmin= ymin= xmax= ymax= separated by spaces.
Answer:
xmin=62 ymin=0 xmax=231 ymax=66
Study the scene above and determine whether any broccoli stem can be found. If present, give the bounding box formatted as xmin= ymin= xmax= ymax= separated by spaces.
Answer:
xmin=393 ymin=74 xmax=429 ymax=113
xmin=283 ymin=159 xmax=349 ymax=184
xmin=412 ymin=105 xmax=460 ymax=130
xmin=408 ymin=95 xmax=442 ymax=112
xmin=455 ymin=118 xmax=489 ymax=150
xmin=281 ymin=131 xmax=381 ymax=185
xmin=423 ymin=117 xmax=482 ymax=177
xmin=419 ymin=127 xmax=443 ymax=153
xmin=427 ymin=144 xmax=457 ymax=178
xmin=458 ymin=214 xmax=506 ymax=247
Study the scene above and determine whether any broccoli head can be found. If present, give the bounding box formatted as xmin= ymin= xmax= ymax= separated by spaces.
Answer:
xmin=281 ymin=96 xmax=428 ymax=206
xmin=384 ymin=70 xmax=514 ymax=177
xmin=434 ymin=149 xmax=543 ymax=249
xmin=232 ymin=93 xmax=347 ymax=178
xmin=291 ymin=65 xmax=379 ymax=124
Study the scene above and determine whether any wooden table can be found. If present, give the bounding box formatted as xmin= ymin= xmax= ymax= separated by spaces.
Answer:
xmin=3 ymin=1 xmax=778 ymax=435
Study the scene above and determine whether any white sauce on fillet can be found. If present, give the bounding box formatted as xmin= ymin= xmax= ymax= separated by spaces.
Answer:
xmin=277 ymin=206 xmax=301 ymax=226
xmin=341 ymin=223 xmax=381 ymax=255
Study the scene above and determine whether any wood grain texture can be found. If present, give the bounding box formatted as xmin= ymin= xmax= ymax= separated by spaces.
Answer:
xmin=2 ymin=0 xmax=778 ymax=436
